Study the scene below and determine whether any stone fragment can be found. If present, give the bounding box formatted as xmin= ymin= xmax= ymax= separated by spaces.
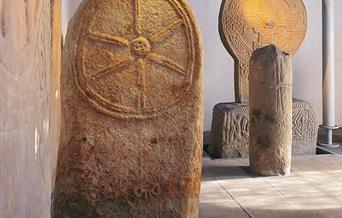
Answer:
xmin=54 ymin=0 xmax=203 ymax=217
xmin=209 ymin=103 xmax=249 ymax=158
xmin=219 ymin=0 xmax=307 ymax=103
xmin=208 ymin=99 xmax=318 ymax=158
xmin=249 ymin=45 xmax=292 ymax=176
xmin=292 ymin=101 xmax=319 ymax=154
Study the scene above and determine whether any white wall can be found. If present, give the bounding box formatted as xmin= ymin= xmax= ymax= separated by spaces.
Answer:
xmin=335 ymin=1 xmax=342 ymax=127
xmin=62 ymin=0 xmax=342 ymax=131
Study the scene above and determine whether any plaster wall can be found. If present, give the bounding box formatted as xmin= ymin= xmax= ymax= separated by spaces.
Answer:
xmin=0 ymin=1 xmax=61 ymax=217
xmin=62 ymin=0 xmax=342 ymax=131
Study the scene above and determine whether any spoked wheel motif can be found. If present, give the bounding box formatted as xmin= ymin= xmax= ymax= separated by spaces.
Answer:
xmin=75 ymin=0 xmax=199 ymax=118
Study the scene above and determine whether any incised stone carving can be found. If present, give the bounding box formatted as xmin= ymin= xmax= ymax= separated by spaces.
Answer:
xmin=54 ymin=0 xmax=203 ymax=217
xmin=219 ymin=0 xmax=307 ymax=102
xmin=249 ymin=45 xmax=292 ymax=176
xmin=208 ymin=99 xmax=318 ymax=158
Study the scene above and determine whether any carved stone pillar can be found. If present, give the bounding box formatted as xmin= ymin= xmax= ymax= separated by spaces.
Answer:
xmin=249 ymin=45 xmax=292 ymax=176
xmin=54 ymin=0 xmax=203 ymax=217
xmin=208 ymin=99 xmax=318 ymax=158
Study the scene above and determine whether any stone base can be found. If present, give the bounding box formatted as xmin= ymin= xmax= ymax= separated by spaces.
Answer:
xmin=208 ymin=99 xmax=318 ymax=158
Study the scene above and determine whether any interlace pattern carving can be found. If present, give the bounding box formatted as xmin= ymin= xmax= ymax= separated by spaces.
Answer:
xmin=220 ymin=0 xmax=307 ymax=102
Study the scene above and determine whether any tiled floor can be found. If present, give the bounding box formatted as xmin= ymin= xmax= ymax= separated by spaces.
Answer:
xmin=200 ymin=154 xmax=342 ymax=218
xmin=317 ymin=143 xmax=342 ymax=155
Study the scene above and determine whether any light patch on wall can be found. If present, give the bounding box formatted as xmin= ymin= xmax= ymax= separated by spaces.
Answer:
xmin=34 ymin=128 xmax=40 ymax=159
xmin=44 ymin=119 xmax=49 ymax=135
xmin=55 ymin=90 xmax=59 ymax=99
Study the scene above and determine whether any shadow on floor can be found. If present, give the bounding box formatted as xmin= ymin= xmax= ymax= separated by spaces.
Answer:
xmin=200 ymin=154 xmax=342 ymax=218
xmin=202 ymin=165 xmax=252 ymax=180
xmin=200 ymin=200 xmax=342 ymax=218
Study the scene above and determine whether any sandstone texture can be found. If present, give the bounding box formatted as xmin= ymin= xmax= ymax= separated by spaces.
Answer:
xmin=249 ymin=45 xmax=292 ymax=176
xmin=219 ymin=0 xmax=307 ymax=103
xmin=208 ymin=99 xmax=318 ymax=158
xmin=209 ymin=103 xmax=249 ymax=158
xmin=54 ymin=0 xmax=203 ymax=217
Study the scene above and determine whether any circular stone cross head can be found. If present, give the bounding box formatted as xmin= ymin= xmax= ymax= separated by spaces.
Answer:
xmin=74 ymin=0 xmax=201 ymax=118
xmin=130 ymin=36 xmax=151 ymax=57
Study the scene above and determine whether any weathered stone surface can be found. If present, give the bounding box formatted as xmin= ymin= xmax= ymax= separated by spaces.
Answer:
xmin=208 ymin=99 xmax=318 ymax=158
xmin=219 ymin=0 xmax=307 ymax=103
xmin=0 ymin=1 xmax=61 ymax=218
xmin=249 ymin=45 xmax=292 ymax=176
xmin=292 ymin=100 xmax=319 ymax=154
xmin=54 ymin=0 xmax=203 ymax=217
xmin=209 ymin=103 xmax=249 ymax=158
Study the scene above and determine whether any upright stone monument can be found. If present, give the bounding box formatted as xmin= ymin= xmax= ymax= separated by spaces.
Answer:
xmin=249 ymin=45 xmax=292 ymax=176
xmin=219 ymin=0 xmax=306 ymax=103
xmin=209 ymin=99 xmax=318 ymax=158
xmin=208 ymin=0 xmax=318 ymax=158
xmin=54 ymin=0 xmax=203 ymax=217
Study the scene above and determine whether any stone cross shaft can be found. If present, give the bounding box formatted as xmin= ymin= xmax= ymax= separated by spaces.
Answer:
xmin=249 ymin=45 xmax=293 ymax=176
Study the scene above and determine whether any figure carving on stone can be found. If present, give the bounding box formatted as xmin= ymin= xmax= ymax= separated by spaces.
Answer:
xmin=75 ymin=0 xmax=199 ymax=118
xmin=54 ymin=0 xmax=203 ymax=217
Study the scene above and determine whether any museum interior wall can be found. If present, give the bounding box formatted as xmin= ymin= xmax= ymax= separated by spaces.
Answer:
xmin=63 ymin=0 xmax=342 ymax=131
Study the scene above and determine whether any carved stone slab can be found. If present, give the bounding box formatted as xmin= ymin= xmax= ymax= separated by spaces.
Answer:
xmin=54 ymin=0 xmax=203 ymax=217
xmin=208 ymin=99 xmax=318 ymax=158
xmin=292 ymin=100 xmax=319 ymax=154
xmin=209 ymin=103 xmax=249 ymax=158
xmin=219 ymin=0 xmax=307 ymax=102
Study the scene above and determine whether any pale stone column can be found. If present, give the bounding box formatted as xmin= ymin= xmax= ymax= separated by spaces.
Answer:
xmin=249 ymin=45 xmax=292 ymax=176
xmin=319 ymin=0 xmax=340 ymax=147
xmin=0 ymin=1 xmax=61 ymax=217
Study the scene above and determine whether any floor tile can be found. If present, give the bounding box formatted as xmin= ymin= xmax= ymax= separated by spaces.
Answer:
xmin=200 ymin=155 xmax=342 ymax=218
xmin=236 ymin=196 xmax=301 ymax=218
xmin=219 ymin=178 xmax=283 ymax=199
xmin=308 ymin=154 xmax=342 ymax=170
xmin=284 ymin=193 xmax=342 ymax=210
xmin=199 ymin=199 xmax=250 ymax=218
xmin=291 ymin=156 xmax=332 ymax=172
xmin=200 ymin=181 xmax=232 ymax=201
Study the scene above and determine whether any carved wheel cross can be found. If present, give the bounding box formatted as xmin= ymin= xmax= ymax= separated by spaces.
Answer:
xmin=75 ymin=0 xmax=198 ymax=118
